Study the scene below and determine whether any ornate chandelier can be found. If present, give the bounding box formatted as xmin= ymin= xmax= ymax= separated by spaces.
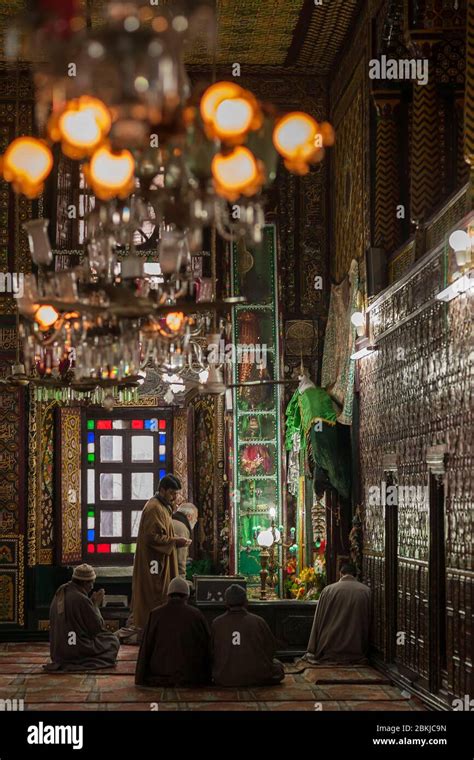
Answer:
xmin=2 ymin=0 xmax=334 ymax=398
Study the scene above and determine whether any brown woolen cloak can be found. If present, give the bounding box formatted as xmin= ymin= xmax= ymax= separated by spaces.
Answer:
xmin=130 ymin=495 xmax=179 ymax=629
xmin=307 ymin=576 xmax=371 ymax=664
xmin=47 ymin=581 xmax=119 ymax=671
xmin=135 ymin=597 xmax=211 ymax=686
xmin=211 ymin=608 xmax=284 ymax=687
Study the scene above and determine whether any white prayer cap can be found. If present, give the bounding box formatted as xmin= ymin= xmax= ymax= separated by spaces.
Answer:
xmin=168 ymin=577 xmax=190 ymax=597
xmin=72 ymin=564 xmax=96 ymax=582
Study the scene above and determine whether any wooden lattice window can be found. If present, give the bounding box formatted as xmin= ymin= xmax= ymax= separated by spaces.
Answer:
xmin=81 ymin=408 xmax=173 ymax=565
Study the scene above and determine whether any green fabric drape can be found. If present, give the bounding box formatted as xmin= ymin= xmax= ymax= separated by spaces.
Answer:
xmin=285 ymin=387 xmax=337 ymax=451
xmin=285 ymin=386 xmax=350 ymax=500
xmin=309 ymin=424 xmax=351 ymax=501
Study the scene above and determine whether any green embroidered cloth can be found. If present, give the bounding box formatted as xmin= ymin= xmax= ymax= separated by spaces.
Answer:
xmin=285 ymin=386 xmax=350 ymax=500
xmin=309 ymin=424 xmax=351 ymax=501
xmin=285 ymin=387 xmax=337 ymax=451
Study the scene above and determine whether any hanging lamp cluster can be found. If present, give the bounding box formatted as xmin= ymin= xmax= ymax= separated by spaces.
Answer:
xmin=2 ymin=0 xmax=334 ymax=399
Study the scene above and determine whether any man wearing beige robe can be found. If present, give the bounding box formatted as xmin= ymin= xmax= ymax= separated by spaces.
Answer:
xmin=127 ymin=474 xmax=191 ymax=634
xmin=172 ymin=503 xmax=198 ymax=578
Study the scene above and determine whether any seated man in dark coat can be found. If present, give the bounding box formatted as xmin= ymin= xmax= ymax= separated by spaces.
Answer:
xmin=45 ymin=564 xmax=119 ymax=671
xmin=305 ymin=562 xmax=371 ymax=665
xmin=211 ymin=584 xmax=284 ymax=687
xmin=135 ymin=577 xmax=211 ymax=686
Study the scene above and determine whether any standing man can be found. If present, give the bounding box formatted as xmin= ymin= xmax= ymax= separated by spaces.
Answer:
xmin=304 ymin=562 xmax=371 ymax=664
xmin=128 ymin=474 xmax=191 ymax=634
xmin=172 ymin=503 xmax=198 ymax=578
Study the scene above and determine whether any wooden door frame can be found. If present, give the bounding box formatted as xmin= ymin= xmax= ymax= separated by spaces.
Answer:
xmin=383 ymin=453 xmax=398 ymax=663
xmin=427 ymin=444 xmax=447 ymax=694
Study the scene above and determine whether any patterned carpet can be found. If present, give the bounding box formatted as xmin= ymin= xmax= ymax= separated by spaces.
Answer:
xmin=0 ymin=643 xmax=427 ymax=711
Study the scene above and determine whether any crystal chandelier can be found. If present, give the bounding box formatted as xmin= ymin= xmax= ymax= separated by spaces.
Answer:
xmin=3 ymin=0 xmax=334 ymax=397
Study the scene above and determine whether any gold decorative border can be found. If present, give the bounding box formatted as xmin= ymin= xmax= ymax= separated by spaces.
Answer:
xmin=27 ymin=392 xmax=38 ymax=567
xmin=59 ymin=407 xmax=82 ymax=565
xmin=173 ymin=409 xmax=189 ymax=505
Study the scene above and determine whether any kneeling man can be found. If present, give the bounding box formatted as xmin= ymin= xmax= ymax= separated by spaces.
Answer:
xmin=46 ymin=564 xmax=119 ymax=671
xmin=305 ymin=562 xmax=371 ymax=664
xmin=135 ymin=577 xmax=211 ymax=687
xmin=211 ymin=584 xmax=284 ymax=687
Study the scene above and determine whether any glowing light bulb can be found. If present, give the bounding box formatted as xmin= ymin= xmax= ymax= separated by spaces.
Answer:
xmin=273 ymin=112 xmax=318 ymax=159
xmin=449 ymin=229 xmax=472 ymax=268
xmin=257 ymin=529 xmax=274 ymax=548
xmin=50 ymin=97 xmax=111 ymax=159
xmin=273 ymin=112 xmax=332 ymax=174
xmin=211 ymin=146 xmax=263 ymax=201
xmin=165 ymin=311 xmax=185 ymax=333
xmin=1 ymin=137 xmax=53 ymax=198
xmin=85 ymin=146 xmax=135 ymax=201
xmin=213 ymin=97 xmax=253 ymax=139
xmin=200 ymin=81 xmax=242 ymax=124
xmin=35 ymin=304 xmax=59 ymax=330
xmin=448 ymin=230 xmax=470 ymax=252
xmin=351 ymin=311 xmax=365 ymax=327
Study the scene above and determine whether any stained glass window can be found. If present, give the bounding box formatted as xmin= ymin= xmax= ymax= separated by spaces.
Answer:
xmin=82 ymin=410 xmax=173 ymax=563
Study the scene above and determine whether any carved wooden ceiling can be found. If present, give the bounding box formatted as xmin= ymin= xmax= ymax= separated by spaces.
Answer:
xmin=0 ymin=0 xmax=362 ymax=76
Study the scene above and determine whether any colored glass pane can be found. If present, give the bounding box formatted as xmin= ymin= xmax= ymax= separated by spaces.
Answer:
xmin=87 ymin=510 xmax=94 ymax=518
xmin=87 ymin=470 xmax=95 ymax=504
xmin=100 ymin=510 xmax=122 ymax=537
xmin=131 ymin=436 xmax=154 ymax=462
xmin=87 ymin=420 xmax=95 ymax=430
xmin=87 ymin=530 xmax=95 ymax=541
xmin=100 ymin=436 xmax=123 ymax=463
xmin=97 ymin=420 xmax=112 ymax=429
xmin=131 ymin=511 xmax=141 ymax=537
xmin=87 ymin=544 xmax=95 ymax=553
xmin=87 ymin=432 xmax=95 ymax=444
xmin=159 ymin=454 xmax=165 ymax=462
xmin=131 ymin=472 xmax=154 ymax=500
xmin=97 ymin=544 xmax=111 ymax=553
xmin=159 ymin=434 xmax=166 ymax=444
xmin=159 ymin=468 xmax=166 ymax=480
xmin=132 ymin=420 xmax=144 ymax=429
xmin=87 ymin=453 xmax=95 ymax=463
xmin=159 ymin=420 xmax=166 ymax=430
xmin=99 ymin=473 xmax=122 ymax=500
xmin=112 ymin=420 xmax=129 ymax=429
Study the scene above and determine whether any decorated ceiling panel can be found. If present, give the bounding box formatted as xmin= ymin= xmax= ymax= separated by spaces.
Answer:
xmin=0 ymin=0 xmax=361 ymax=74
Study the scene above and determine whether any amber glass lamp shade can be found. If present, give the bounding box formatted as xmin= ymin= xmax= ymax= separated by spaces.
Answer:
xmin=34 ymin=304 xmax=59 ymax=330
xmin=84 ymin=145 xmax=135 ymax=201
xmin=48 ymin=97 xmax=112 ymax=159
xmin=211 ymin=146 xmax=264 ymax=201
xmin=0 ymin=137 xmax=53 ymax=198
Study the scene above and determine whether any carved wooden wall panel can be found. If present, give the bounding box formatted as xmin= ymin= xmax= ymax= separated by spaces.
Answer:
xmin=360 ymin=247 xmax=473 ymax=698
xmin=192 ymin=395 xmax=220 ymax=565
xmin=173 ymin=407 xmax=194 ymax=507
xmin=58 ymin=407 xmax=82 ymax=565
xmin=0 ymin=387 xmax=26 ymax=626
xmin=0 ymin=64 xmax=35 ymax=317
xmin=331 ymin=18 xmax=371 ymax=283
